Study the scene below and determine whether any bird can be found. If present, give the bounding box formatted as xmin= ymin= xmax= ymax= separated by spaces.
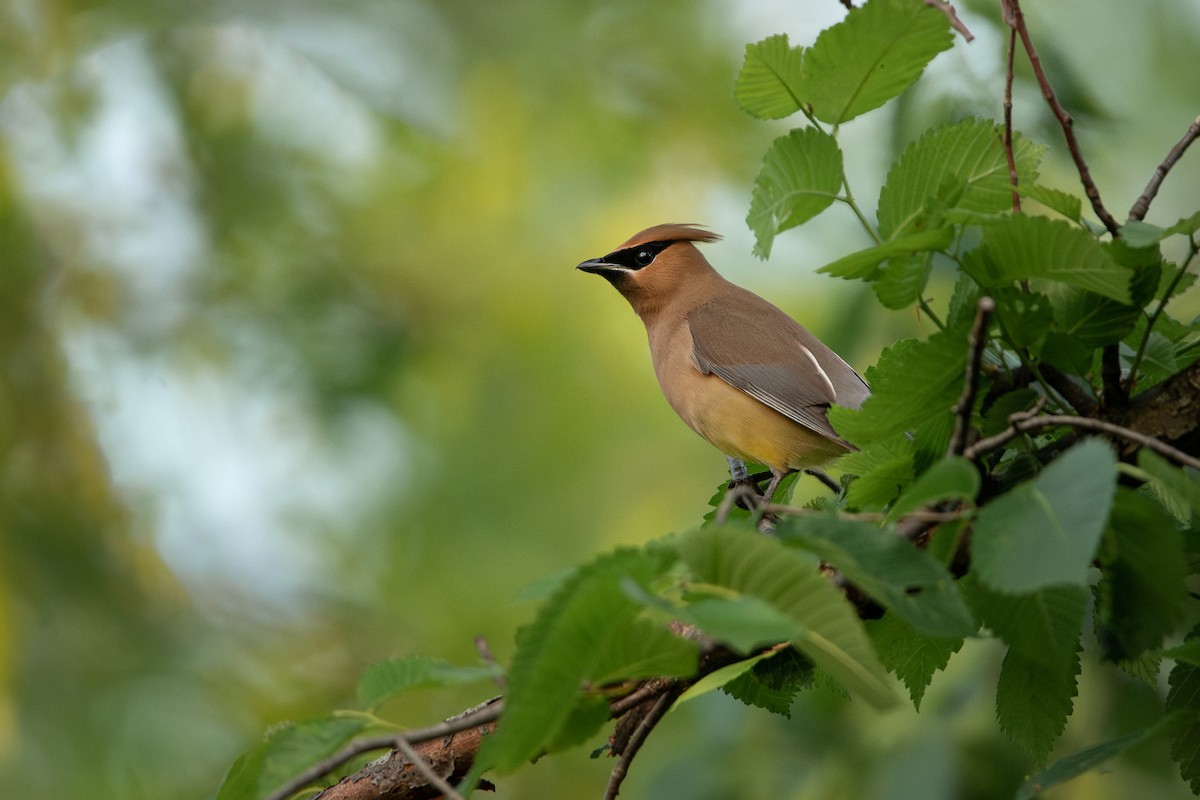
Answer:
xmin=576 ymin=223 xmax=869 ymax=506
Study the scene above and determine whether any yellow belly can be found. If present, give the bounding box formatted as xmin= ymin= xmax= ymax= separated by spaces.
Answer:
xmin=649 ymin=322 xmax=844 ymax=473
xmin=671 ymin=371 xmax=844 ymax=473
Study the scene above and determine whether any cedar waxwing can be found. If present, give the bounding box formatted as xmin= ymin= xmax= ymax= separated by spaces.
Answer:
xmin=577 ymin=223 xmax=869 ymax=504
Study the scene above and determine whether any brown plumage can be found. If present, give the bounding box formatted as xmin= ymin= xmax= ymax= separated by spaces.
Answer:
xmin=577 ymin=223 xmax=869 ymax=503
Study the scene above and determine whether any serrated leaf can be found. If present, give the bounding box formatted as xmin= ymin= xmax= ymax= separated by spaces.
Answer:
xmin=1133 ymin=331 xmax=1181 ymax=383
xmin=589 ymin=618 xmax=699 ymax=685
xmin=966 ymin=580 xmax=1087 ymax=763
xmin=1166 ymin=637 xmax=1200 ymax=793
xmin=964 ymin=215 xmax=1132 ymax=302
xmin=818 ymin=227 xmax=953 ymax=280
xmin=1047 ymin=284 xmax=1141 ymax=348
xmin=1023 ymin=184 xmax=1081 ymax=222
xmin=829 ymin=329 xmax=966 ymax=447
xmin=357 ymin=657 xmax=503 ymax=708
xmin=845 ymin=452 xmax=914 ymax=510
xmin=1139 ymin=450 xmax=1200 ymax=526
xmin=747 ymin=127 xmax=844 ymax=258
xmin=886 ymin=456 xmax=980 ymax=522
xmin=1098 ymin=489 xmax=1188 ymax=660
xmin=721 ymin=647 xmax=814 ymax=717
xmin=487 ymin=548 xmax=672 ymax=773
xmin=872 ymin=254 xmax=932 ymax=309
xmin=980 ymin=388 xmax=1040 ymax=437
xmin=973 ymin=439 xmax=1117 ymax=593
xmin=679 ymin=525 xmax=898 ymax=709
xmin=217 ymin=717 xmax=369 ymax=800
xmin=802 ymin=0 xmax=953 ymax=124
xmin=779 ymin=515 xmax=976 ymax=638
xmin=734 ymin=34 xmax=805 ymax=120
xmin=1162 ymin=638 xmax=1200 ymax=666
xmin=994 ymin=287 xmax=1055 ymax=349
xmin=868 ymin=614 xmax=962 ymax=710
xmin=878 ymin=118 xmax=1043 ymax=240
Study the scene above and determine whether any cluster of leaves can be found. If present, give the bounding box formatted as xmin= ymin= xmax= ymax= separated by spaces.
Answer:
xmin=216 ymin=1 xmax=1200 ymax=798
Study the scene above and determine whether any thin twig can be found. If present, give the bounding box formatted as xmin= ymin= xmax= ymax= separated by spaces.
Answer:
xmin=391 ymin=736 xmax=467 ymax=800
xmin=609 ymin=679 xmax=678 ymax=719
xmin=760 ymin=504 xmax=971 ymax=525
xmin=962 ymin=413 xmax=1200 ymax=470
xmin=838 ymin=0 xmax=854 ymax=9
xmin=949 ymin=297 xmax=995 ymax=456
xmin=475 ymin=634 xmax=506 ymax=690
xmin=925 ymin=0 xmax=974 ymax=41
xmin=1002 ymin=24 xmax=1020 ymax=213
xmin=604 ymin=689 xmax=681 ymax=800
xmin=1129 ymin=115 xmax=1200 ymax=222
xmin=1003 ymin=0 xmax=1120 ymax=236
xmin=263 ymin=701 xmax=504 ymax=800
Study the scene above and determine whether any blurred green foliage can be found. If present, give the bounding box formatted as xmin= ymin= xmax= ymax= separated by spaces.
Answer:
xmin=1 ymin=0 xmax=1198 ymax=799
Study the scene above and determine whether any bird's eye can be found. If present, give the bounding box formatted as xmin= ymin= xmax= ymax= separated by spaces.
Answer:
xmin=635 ymin=249 xmax=655 ymax=266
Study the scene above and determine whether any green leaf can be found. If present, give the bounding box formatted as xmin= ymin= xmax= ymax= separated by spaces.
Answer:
xmin=1167 ymin=635 xmax=1200 ymax=793
xmin=966 ymin=580 xmax=1087 ymax=763
xmin=1097 ymin=489 xmax=1188 ymax=660
xmin=980 ymin=389 xmax=1040 ymax=437
xmin=734 ymin=34 xmax=805 ymax=120
xmin=829 ymin=329 xmax=966 ymax=447
xmin=217 ymin=716 xmax=369 ymax=800
xmin=542 ymin=695 xmax=610 ymax=755
xmin=878 ymin=118 xmax=1043 ymax=240
xmin=1047 ymin=284 xmax=1141 ymax=348
xmin=682 ymin=594 xmax=810 ymax=654
xmin=1015 ymin=721 xmax=1172 ymax=800
xmin=679 ymin=525 xmax=898 ymax=709
xmin=872 ymin=254 xmax=932 ymax=310
xmin=818 ymin=227 xmax=954 ymax=280
xmin=486 ymin=548 xmax=672 ymax=773
xmin=747 ymin=127 xmax=844 ymax=258
xmin=972 ymin=439 xmax=1117 ymax=593
xmin=1120 ymin=219 xmax=1167 ymax=248
xmin=779 ymin=515 xmax=977 ymax=638
xmin=1163 ymin=210 xmax=1200 ymax=238
xmin=588 ymin=618 xmax=699 ymax=685
xmin=964 ymin=214 xmax=1132 ymax=302
xmin=867 ymin=614 xmax=962 ymax=710
xmin=675 ymin=653 xmax=768 ymax=706
xmin=1139 ymin=449 xmax=1200 ymax=526
xmin=802 ymin=0 xmax=953 ymax=125
xmin=1162 ymin=638 xmax=1200 ymax=666
xmin=885 ymin=456 xmax=980 ymax=522
xmin=1023 ymin=184 xmax=1082 ymax=222
xmin=357 ymin=656 xmax=503 ymax=708
xmin=845 ymin=451 xmax=914 ymax=511
xmin=721 ymin=647 xmax=814 ymax=717
xmin=993 ymin=288 xmax=1055 ymax=349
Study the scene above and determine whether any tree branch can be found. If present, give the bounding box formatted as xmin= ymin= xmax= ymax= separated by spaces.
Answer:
xmin=924 ymin=0 xmax=974 ymax=41
xmin=949 ymin=297 xmax=995 ymax=456
xmin=604 ymin=688 xmax=683 ymax=800
xmin=963 ymin=412 xmax=1200 ymax=469
xmin=1128 ymin=115 xmax=1200 ymax=222
xmin=1002 ymin=0 xmax=1120 ymax=236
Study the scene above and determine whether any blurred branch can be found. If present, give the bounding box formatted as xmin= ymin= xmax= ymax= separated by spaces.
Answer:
xmin=1002 ymin=0 xmax=1121 ymax=236
xmin=1128 ymin=115 xmax=1200 ymax=221
xmin=604 ymin=687 xmax=683 ymax=800
xmin=1002 ymin=25 xmax=1020 ymax=212
xmin=925 ymin=0 xmax=974 ymax=41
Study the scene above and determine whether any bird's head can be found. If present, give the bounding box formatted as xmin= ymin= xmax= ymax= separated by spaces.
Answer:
xmin=576 ymin=223 xmax=722 ymax=316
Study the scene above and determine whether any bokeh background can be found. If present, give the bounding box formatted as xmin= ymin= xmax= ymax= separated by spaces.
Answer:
xmin=2 ymin=0 xmax=1198 ymax=798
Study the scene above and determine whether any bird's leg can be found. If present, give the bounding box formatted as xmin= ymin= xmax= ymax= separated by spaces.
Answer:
xmin=760 ymin=470 xmax=785 ymax=507
xmin=725 ymin=456 xmax=760 ymax=512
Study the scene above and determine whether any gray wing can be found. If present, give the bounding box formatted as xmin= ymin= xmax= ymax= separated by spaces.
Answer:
xmin=687 ymin=293 xmax=869 ymax=443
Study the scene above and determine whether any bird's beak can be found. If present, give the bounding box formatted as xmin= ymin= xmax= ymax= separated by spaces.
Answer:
xmin=576 ymin=257 xmax=620 ymax=275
